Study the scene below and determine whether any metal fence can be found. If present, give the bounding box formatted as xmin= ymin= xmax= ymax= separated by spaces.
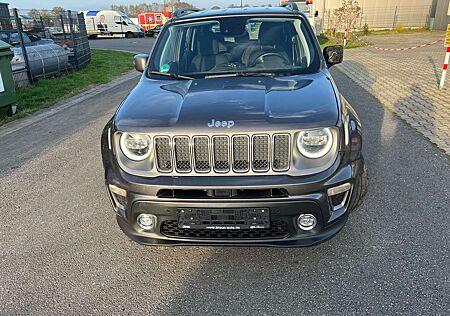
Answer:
xmin=0 ymin=8 xmax=91 ymax=89
xmin=323 ymin=5 xmax=432 ymax=32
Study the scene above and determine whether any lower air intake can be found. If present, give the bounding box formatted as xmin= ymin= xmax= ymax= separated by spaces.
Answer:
xmin=161 ymin=220 xmax=289 ymax=239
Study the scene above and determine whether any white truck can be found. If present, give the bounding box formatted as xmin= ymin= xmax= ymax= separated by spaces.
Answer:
xmin=280 ymin=1 xmax=320 ymax=34
xmin=81 ymin=10 xmax=144 ymax=38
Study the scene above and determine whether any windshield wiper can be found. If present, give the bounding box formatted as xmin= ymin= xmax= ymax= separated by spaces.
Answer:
xmin=149 ymin=71 xmax=193 ymax=80
xmin=205 ymin=72 xmax=276 ymax=79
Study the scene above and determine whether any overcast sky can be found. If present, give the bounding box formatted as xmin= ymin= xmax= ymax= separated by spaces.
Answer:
xmin=9 ymin=0 xmax=279 ymax=11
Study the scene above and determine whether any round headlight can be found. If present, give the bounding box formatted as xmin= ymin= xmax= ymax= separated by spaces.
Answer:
xmin=120 ymin=133 xmax=151 ymax=161
xmin=297 ymin=128 xmax=333 ymax=159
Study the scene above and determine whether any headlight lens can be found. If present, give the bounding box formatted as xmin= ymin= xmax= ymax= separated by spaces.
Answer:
xmin=297 ymin=128 xmax=333 ymax=159
xmin=120 ymin=133 xmax=151 ymax=161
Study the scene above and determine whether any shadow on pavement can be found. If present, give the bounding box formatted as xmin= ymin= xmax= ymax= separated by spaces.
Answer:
xmin=428 ymin=56 xmax=441 ymax=85
xmin=140 ymin=65 xmax=449 ymax=314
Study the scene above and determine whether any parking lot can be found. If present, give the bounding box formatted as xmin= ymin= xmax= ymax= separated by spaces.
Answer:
xmin=0 ymin=34 xmax=448 ymax=315
xmin=89 ymin=37 xmax=157 ymax=54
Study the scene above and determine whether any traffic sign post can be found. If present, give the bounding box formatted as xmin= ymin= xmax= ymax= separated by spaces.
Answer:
xmin=439 ymin=24 xmax=450 ymax=89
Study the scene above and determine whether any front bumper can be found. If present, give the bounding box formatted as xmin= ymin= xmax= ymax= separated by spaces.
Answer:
xmin=104 ymin=149 xmax=367 ymax=246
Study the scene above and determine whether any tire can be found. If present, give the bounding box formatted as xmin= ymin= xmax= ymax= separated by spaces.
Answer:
xmin=353 ymin=163 xmax=368 ymax=211
xmin=6 ymin=105 xmax=17 ymax=117
xmin=125 ymin=32 xmax=135 ymax=38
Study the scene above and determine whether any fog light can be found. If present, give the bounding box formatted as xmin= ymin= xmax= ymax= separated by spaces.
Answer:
xmin=137 ymin=214 xmax=157 ymax=231
xmin=297 ymin=214 xmax=317 ymax=231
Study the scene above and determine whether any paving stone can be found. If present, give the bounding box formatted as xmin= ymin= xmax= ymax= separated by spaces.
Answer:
xmin=337 ymin=32 xmax=449 ymax=155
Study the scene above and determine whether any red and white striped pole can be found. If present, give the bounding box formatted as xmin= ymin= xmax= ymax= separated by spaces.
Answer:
xmin=344 ymin=28 xmax=348 ymax=47
xmin=439 ymin=47 xmax=450 ymax=89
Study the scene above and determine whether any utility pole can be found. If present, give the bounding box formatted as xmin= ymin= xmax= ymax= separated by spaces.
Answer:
xmin=240 ymin=0 xmax=243 ymax=8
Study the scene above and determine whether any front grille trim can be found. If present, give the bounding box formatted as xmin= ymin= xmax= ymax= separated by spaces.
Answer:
xmin=114 ymin=129 xmax=339 ymax=177
xmin=151 ymin=133 xmax=293 ymax=175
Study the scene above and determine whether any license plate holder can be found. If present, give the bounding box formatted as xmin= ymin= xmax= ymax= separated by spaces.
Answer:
xmin=177 ymin=208 xmax=270 ymax=230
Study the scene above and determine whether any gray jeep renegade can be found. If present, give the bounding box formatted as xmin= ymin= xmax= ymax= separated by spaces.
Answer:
xmin=101 ymin=4 xmax=368 ymax=247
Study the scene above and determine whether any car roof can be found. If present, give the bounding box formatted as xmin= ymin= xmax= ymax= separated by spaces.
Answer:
xmin=175 ymin=7 xmax=304 ymax=21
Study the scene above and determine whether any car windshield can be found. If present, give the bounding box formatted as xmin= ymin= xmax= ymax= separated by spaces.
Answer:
xmin=149 ymin=16 xmax=319 ymax=78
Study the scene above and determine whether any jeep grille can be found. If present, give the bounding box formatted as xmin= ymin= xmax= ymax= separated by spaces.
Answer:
xmin=154 ymin=133 xmax=291 ymax=175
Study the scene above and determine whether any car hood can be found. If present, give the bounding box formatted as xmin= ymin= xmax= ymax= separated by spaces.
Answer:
xmin=115 ymin=72 xmax=339 ymax=133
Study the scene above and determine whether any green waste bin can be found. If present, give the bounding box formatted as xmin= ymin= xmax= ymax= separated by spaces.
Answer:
xmin=0 ymin=40 xmax=17 ymax=116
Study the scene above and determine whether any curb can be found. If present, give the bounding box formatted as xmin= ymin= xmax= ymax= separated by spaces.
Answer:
xmin=0 ymin=71 xmax=140 ymax=138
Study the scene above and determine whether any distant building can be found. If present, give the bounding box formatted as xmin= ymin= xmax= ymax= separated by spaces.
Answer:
xmin=432 ymin=0 xmax=450 ymax=30
xmin=312 ymin=0 xmax=448 ymax=31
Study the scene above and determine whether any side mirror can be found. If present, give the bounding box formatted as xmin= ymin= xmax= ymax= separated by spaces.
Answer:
xmin=133 ymin=54 xmax=149 ymax=72
xmin=314 ymin=11 xmax=319 ymax=17
xmin=323 ymin=45 xmax=343 ymax=67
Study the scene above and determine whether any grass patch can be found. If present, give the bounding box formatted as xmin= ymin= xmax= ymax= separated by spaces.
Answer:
xmin=0 ymin=49 xmax=135 ymax=126
xmin=318 ymin=34 xmax=365 ymax=49
xmin=366 ymin=27 xmax=430 ymax=36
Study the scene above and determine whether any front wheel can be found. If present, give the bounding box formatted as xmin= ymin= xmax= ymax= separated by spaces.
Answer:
xmin=125 ymin=32 xmax=134 ymax=38
xmin=352 ymin=163 xmax=368 ymax=211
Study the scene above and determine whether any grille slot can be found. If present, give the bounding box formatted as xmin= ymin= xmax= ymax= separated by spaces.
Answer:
xmin=213 ymin=136 xmax=230 ymax=172
xmin=273 ymin=134 xmax=290 ymax=172
xmin=161 ymin=220 xmax=289 ymax=239
xmin=193 ymin=136 xmax=210 ymax=172
xmin=252 ymin=135 xmax=270 ymax=172
xmin=174 ymin=137 xmax=191 ymax=172
xmin=154 ymin=136 xmax=172 ymax=172
xmin=232 ymin=135 xmax=250 ymax=172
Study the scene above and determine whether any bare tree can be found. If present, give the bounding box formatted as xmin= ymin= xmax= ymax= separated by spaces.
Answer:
xmin=51 ymin=6 xmax=65 ymax=16
xmin=28 ymin=9 xmax=40 ymax=19
xmin=333 ymin=0 xmax=362 ymax=30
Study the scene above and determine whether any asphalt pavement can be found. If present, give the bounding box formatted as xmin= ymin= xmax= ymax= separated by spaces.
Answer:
xmin=0 ymin=39 xmax=449 ymax=315
xmin=89 ymin=37 xmax=156 ymax=54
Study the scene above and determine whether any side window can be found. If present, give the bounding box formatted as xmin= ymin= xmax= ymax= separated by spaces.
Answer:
xmin=156 ymin=15 xmax=162 ymax=22
xmin=147 ymin=16 xmax=154 ymax=23
xmin=114 ymin=16 xmax=122 ymax=24
xmin=0 ymin=33 xmax=8 ymax=41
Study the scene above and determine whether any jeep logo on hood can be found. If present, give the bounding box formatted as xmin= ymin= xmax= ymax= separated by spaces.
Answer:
xmin=208 ymin=119 xmax=235 ymax=128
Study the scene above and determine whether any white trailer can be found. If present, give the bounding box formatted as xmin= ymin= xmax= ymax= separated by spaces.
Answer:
xmin=81 ymin=10 xmax=144 ymax=38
